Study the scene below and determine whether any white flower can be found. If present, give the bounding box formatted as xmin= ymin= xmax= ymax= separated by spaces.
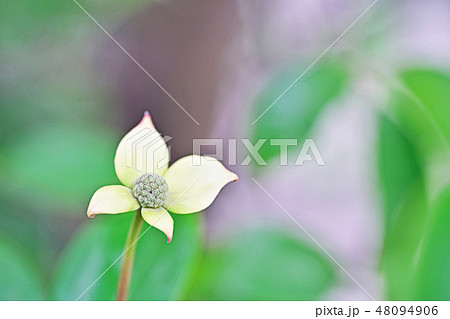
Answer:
xmin=87 ymin=111 xmax=238 ymax=242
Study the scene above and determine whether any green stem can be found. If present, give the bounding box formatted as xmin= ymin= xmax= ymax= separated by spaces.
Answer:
xmin=116 ymin=210 xmax=144 ymax=301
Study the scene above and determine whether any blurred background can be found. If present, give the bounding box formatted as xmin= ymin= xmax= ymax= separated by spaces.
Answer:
xmin=0 ymin=0 xmax=449 ymax=300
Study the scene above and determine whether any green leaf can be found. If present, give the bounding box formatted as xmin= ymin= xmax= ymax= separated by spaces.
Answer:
xmin=50 ymin=213 xmax=202 ymax=300
xmin=0 ymin=235 xmax=45 ymax=300
xmin=0 ymin=0 xmax=151 ymax=47
xmin=251 ymin=60 xmax=347 ymax=164
xmin=0 ymin=205 xmax=60 ymax=276
xmin=1 ymin=122 xmax=119 ymax=215
xmin=379 ymin=69 xmax=450 ymax=299
xmin=187 ymin=228 xmax=335 ymax=300
xmin=377 ymin=115 xmax=425 ymax=231
xmin=389 ymin=69 xmax=450 ymax=159
xmin=414 ymin=187 xmax=450 ymax=300
xmin=377 ymin=114 xmax=428 ymax=300
xmin=379 ymin=181 xmax=428 ymax=300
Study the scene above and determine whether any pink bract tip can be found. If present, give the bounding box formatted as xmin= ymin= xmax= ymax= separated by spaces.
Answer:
xmin=138 ymin=110 xmax=156 ymax=129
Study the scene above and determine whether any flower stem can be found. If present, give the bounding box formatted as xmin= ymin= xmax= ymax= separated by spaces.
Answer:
xmin=116 ymin=210 xmax=144 ymax=301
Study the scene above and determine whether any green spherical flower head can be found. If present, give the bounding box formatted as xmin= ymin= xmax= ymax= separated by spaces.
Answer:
xmin=132 ymin=173 xmax=169 ymax=208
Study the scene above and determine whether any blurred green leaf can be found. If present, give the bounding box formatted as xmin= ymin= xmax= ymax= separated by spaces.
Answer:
xmin=0 ymin=204 xmax=61 ymax=276
xmin=377 ymin=114 xmax=428 ymax=300
xmin=414 ymin=187 xmax=450 ymax=300
xmin=379 ymin=68 xmax=450 ymax=299
xmin=0 ymin=235 xmax=45 ymax=300
xmin=50 ymin=212 xmax=202 ymax=300
xmin=389 ymin=69 xmax=450 ymax=159
xmin=0 ymin=0 xmax=151 ymax=47
xmin=187 ymin=228 xmax=335 ymax=300
xmin=379 ymin=181 xmax=427 ymax=300
xmin=251 ymin=60 xmax=347 ymax=164
xmin=1 ymin=122 xmax=119 ymax=215
xmin=377 ymin=115 xmax=425 ymax=231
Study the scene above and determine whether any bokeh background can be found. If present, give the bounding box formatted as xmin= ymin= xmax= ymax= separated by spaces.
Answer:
xmin=1 ymin=0 xmax=449 ymax=300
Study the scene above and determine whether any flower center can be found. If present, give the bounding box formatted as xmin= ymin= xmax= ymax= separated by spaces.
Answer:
xmin=132 ymin=173 xmax=169 ymax=208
